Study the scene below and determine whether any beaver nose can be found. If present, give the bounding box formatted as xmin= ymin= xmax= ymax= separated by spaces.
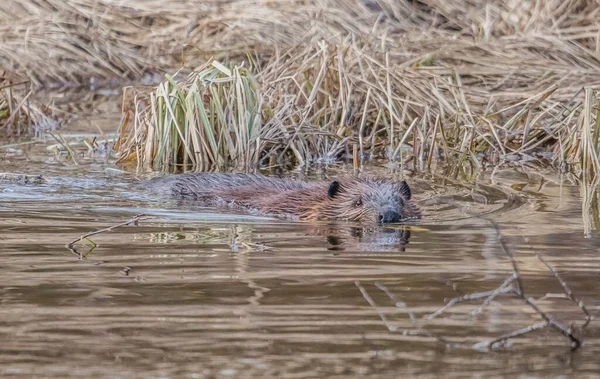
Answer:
xmin=378 ymin=210 xmax=400 ymax=223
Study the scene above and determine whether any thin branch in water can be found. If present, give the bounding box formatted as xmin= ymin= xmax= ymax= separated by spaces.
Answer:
xmin=356 ymin=281 xmax=398 ymax=332
xmin=470 ymin=274 xmax=515 ymax=317
xmin=66 ymin=213 xmax=149 ymax=250
xmin=536 ymin=254 xmax=592 ymax=329
xmin=489 ymin=219 xmax=525 ymax=295
xmin=474 ymin=322 xmax=548 ymax=350
xmin=520 ymin=292 xmax=581 ymax=349
xmin=374 ymin=282 xmax=451 ymax=344
xmin=375 ymin=282 xmax=417 ymax=324
xmin=425 ymin=288 xmax=507 ymax=320
xmin=490 ymin=220 xmax=582 ymax=349
xmin=419 ymin=198 xmax=587 ymax=349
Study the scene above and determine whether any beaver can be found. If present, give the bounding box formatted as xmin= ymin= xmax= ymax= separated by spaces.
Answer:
xmin=147 ymin=173 xmax=420 ymax=223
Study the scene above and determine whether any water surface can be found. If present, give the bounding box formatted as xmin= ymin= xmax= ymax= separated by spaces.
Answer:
xmin=1 ymin=154 xmax=599 ymax=378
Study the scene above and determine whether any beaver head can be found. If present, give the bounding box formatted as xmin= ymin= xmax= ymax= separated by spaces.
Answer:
xmin=325 ymin=176 xmax=419 ymax=223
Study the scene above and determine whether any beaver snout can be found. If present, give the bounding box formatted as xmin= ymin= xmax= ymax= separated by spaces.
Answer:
xmin=378 ymin=210 xmax=400 ymax=223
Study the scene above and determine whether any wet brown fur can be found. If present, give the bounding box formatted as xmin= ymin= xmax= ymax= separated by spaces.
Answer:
xmin=147 ymin=173 xmax=420 ymax=223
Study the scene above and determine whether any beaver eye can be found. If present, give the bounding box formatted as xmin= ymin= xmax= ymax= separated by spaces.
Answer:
xmin=355 ymin=197 xmax=363 ymax=207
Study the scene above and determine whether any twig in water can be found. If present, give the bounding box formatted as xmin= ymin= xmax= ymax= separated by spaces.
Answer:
xmin=425 ymin=287 xmax=511 ymax=320
xmin=475 ymin=322 xmax=548 ymax=350
xmin=356 ymin=281 xmax=442 ymax=340
xmin=520 ymin=293 xmax=581 ymax=349
xmin=536 ymin=254 xmax=592 ymax=329
xmin=356 ymin=281 xmax=397 ymax=332
xmin=375 ymin=282 xmax=417 ymax=324
xmin=488 ymin=221 xmax=582 ymax=349
xmin=374 ymin=282 xmax=450 ymax=344
xmin=490 ymin=219 xmax=525 ymax=295
xmin=425 ymin=198 xmax=586 ymax=349
xmin=66 ymin=213 xmax=149 ymax=250
xmin=471 ymin=274 xmax=515 ymax=317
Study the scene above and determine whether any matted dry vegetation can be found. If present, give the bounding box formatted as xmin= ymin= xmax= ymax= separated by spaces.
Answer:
xmin=2 ymin=0 xmax=600 ymax=174
xmin=0 ymin=78 xmax=58 ymax=137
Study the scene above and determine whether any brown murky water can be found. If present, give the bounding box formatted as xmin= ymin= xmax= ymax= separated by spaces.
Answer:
xmin=1 ymin=148 xmax=600 ymax=378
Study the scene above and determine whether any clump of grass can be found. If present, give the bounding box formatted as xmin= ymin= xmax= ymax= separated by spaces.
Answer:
xmin=116 ymin=61 xmax=263 ymax=171
xmin=3 ymin=0 xmax=600 ymax=88
xmin=115 ymin=40 xmax=600 ymax=179
xmin=0 ymin=78 xmax=58 ymax=137
xmin=560 ymin=89 xmax=600 ymax=175
xmin=2 ymin=0 xmax=599 ymax=178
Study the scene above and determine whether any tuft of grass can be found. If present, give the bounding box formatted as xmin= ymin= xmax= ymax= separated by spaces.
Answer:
xmin=116 ymin=61 xmax=263 ymax=171
xmin=0 ymin=78 xmax=58 ymax=137
xmin=2 ymin=0 xmax=600 ymax=89
xmin=1 ymin=0 xmax=599 ymax=179
xmin=115 ymin=41 xmax=600 ymax=179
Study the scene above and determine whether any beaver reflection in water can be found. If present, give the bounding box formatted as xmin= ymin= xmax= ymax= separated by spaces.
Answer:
xmin=147 ymin=173 xmax=420 ymax=223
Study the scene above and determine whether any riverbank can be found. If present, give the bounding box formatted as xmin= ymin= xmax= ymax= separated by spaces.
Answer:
xmin=1 ymin=0 xmax=600 ymax=175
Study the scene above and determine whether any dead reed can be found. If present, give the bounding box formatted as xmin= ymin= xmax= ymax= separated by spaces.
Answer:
xmin=0 ymin=78 xmax=58 ymax=137
xmin=2 ymin=0 xmax=600 ymax=175
xmin=116 ymin=62 xmax=263 ymax=170
xmin=3 ymin=0 xmax=600 ymax=88
xmin=116 ymin=40 xmax=600 ymax=177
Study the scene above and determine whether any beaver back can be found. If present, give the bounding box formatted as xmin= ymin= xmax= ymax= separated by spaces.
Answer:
xmin=147 ymin=173 xmax=420 ymax=223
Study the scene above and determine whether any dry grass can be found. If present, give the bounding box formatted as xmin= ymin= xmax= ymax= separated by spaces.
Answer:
xmin=0 ymin=78 xmax=59 ymax=137
xmin=2 ymin=0 xmax=600 ymax=174
xmin=116 ymin=38 xmax=600 ymax=175
xmin=117 ymin=62 xmax=264 ymax=171
xmin=3 ymin=0 xmax=600 ymax=87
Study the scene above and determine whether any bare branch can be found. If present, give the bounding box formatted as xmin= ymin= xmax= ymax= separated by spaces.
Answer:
xmin=520 ymin=293 xmax=582 ymax=349
xmin=536 ymin=254 xmax=592 ymax=329
xmin=66 ymin=213 xmax=149 ymax=250
xmin=475 ymin=322 xmax=548 ymax=350
xmin=471 ymin=274 xmax=515 ymax=317
xmin=356 ymin=281 xmax=398 ymax=332
xmin=426 ymin=287 xmax=512 ymax=320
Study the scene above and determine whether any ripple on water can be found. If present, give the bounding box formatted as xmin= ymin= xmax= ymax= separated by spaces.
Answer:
xmin=0 ymin=166 xmax=599 ymax=378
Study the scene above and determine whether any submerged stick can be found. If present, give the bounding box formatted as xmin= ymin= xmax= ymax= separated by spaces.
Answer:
xmin=0 ymin=172 xmax=49 ymax=184
xmin=521 ymin=294 xmax=581 ymax=349
xmin=476 ymin=322 xmax=548 ymax=350
xmin=490 ymin=220 xmax=525 ymax=295
xmin=470 ymin=274 xmax=515 ymax=317
xmin=375 ymin=282 xmax=417 ymax=324
xmin=356 ymin=281 xmax=397 ymax=332
xmin=358 ymin=281 xmax=447 ymax=342
xmin=535 ymin=254 xmax=592 ymax=329
xmin=66 ymin=213 xmax=149 ymax=249
xmin=374 ymin=282 xmax=450 ymax=344
xmin=488 ymin=220 xmax=582 ymax=349
xmin=425 ymin=286 xmax=513 ymax=320
xmin=425 ymin=198 xmax=586 ymax=349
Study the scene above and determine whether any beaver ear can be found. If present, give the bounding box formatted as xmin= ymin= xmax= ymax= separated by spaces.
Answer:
xmin=328 ymin=181 xmax=341 ymax=199
xmin=399 ymin=180 xmax=411 ymax=200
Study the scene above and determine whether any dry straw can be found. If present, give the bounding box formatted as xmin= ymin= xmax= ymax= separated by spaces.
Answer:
xmin=116 ymin=39 xmax=600 ymax=176
xmin=2 ymin=0 xmax=600 ymax=174
xmin=117 ymin=61 xmax=263 ymax=171
xmin=0 ymin=78 xmax=58 ymax=137
xmin=3 ymin=0 xmax=600 ymax=87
